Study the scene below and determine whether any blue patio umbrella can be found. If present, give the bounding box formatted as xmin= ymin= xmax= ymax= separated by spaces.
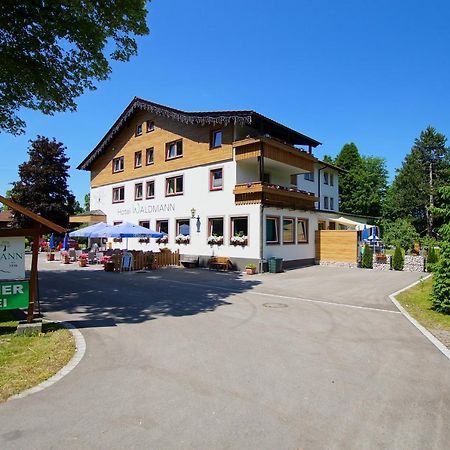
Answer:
xmin=69 ymin=222 xmax=112 ymax=238
xmin=63 ymin=233 xmax=70 ymax=251
xmin=362 ymin=225 xmax=369 ymax=241
xmin=94 ymin=222 xmax=164 ymax=238
xmin=368 ymin=226 xmax=378 ymax=241
xmin=49 ymin=233 xmax=55 ymax=250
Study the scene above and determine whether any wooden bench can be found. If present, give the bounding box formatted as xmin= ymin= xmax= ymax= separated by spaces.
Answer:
xmin=208 ymin=256 xmax=232 ymax=271
xmin=180 ymin=255 xmax=199 ymax=268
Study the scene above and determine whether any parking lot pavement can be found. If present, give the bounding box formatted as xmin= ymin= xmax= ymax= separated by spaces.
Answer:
xmin=1 ymin=263 xmax=449 ymax=450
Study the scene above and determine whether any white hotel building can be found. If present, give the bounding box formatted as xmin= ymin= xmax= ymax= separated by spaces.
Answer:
xmin=75 ymin=98 xmax=354 ymax=270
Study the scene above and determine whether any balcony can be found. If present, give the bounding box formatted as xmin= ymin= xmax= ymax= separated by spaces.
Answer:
xmin=234 ymin=136 xmax=316 ymax=172
xmin=233 ymin=182 xmax=318 ymax=210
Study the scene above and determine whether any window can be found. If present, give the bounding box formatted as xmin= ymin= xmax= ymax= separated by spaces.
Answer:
xmin=324 ymin=196 xmax=329 ymax=209
xmin=209 ymin=217 xmax=224 ymax=237
xmin=176 ymin=219 xmax=190 ymax=236
xmin=146 ymin=147 xmax=154 ymax=165
xmin=166 ymin=175 xmax=183 ymax=196
xmin=330 ymin=197 xmax=334 ymax=210
xmin=210 ymin=168 xmax=223 ymax=191
xmin=146 ymin=180 xmax=155 ymax=199
xmin=318 ymin=220 xmax=326 ymax=231
xmin=146 ymin=120 xmax=154 ymax=132
xmin=282 ymin=218 xmax=295 ymax=244
xmin=166 ymin=140 xmax=183 ymax=160
xmin=134 ymin=151 xmax=142 ymax=168
xmin=263 ymin=173 xmax=271 ymax=183
xmin=113 ymin=221 xmax=122 ymax=226
xmin=134 ymin=183 xmax=143 ymax=201
xmin=135 ymin=124 xmax=143 ymax=136
xmin=324 ymin=172 xmax=329 ymax=185
xmin=304 ymin=172 xmax=314 ymax=182
xmin=330 ymin=173 xmax=334 ymax=186
xmin=211 ymin=129 xmax=222 ymax=148
xmin=156 ymin=220 xmax=169 ymax=234
xmin=297 ymin=219 xmax=308 ymax=243
xmin=139 ymin=221 xmax=150 ymax=229
xmin=266 ymin=217 xmax=279 ymax=244
xmin=112 ymin=156 xmax=124 ymax=173
xmin=112 ymin=186 xmax=125 ymax=203
xmin=231 ymin=217 xmax=248 ymax=237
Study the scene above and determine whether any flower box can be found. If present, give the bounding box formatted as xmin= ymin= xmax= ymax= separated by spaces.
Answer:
xmin=230 ymin=235 xmax=247 ymax=246
xmin=175 ymin=234 xmax=190 ymax=244
xmin=156 ymin=236 xmax=168 ymax=244
xmin=207 ymin=235 xmax=223 ymax=246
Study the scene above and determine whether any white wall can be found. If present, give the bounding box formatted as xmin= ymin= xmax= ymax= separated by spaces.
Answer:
xmin=90 ymin=161 xmax=262 ymax=259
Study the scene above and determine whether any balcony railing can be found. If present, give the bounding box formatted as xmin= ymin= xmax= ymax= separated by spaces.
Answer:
xmin=233 ymin=182 xmax=318 ymax=210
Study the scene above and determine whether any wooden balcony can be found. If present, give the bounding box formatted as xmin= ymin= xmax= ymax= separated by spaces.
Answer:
xmin=233 ymin=182 xmax=318 ymax=210
xmin=234 ymin=136 xmax=316 ymax=172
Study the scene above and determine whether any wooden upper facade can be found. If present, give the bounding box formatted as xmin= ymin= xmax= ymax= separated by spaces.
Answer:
xmin=80 ymin=98 xmax=325 ymax=211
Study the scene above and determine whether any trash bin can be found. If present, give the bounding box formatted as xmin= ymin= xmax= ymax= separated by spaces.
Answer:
xmin=268 ymin=257 xmax=283 ymax=273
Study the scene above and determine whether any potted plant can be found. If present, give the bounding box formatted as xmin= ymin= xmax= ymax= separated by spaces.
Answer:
xmin=245 ymin=263 xmax=257 ymax=275
xmin=61 ymin=251 xmax=70 ymax=264
xmin=79 ymin=254 xmax=88 ymax=267
xmin=47 ymin=252 xmax=55 ymax=261
xmin=207 ymin=235 xmax=223 ymax=246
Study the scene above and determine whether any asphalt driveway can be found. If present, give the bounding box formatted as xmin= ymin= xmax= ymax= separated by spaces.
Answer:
xmin=1 ymin=262 xmax=449 ymax=450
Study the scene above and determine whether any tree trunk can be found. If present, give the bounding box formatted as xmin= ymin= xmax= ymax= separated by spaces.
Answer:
xmin=428 ymin=161 xmax=434 ymax=236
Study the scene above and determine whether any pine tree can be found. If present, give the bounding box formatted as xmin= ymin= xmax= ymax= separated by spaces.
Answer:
xmin=392 ymin=247 xmax=404 ymax=271
xmin=432 ymin=186 xmax=450 ymax=313
xmin=10 ymin=136 xmax=76 ymax=227
xmin=383 ymin=127 xmax=450 ymax=236
xmin=361 ymin=244 xmax=373 ymax=269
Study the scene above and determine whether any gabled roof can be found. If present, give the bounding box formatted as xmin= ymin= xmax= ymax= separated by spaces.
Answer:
xmin=78 ymin=97 xmax=321 ymax=170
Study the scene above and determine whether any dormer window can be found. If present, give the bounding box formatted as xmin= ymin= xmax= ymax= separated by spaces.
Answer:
xmin=211 ymin=129 xmax=222 ymax=149
xmin=112 ymin=156 xmax=124 ymax=173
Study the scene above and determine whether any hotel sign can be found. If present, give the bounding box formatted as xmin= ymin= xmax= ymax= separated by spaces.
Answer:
xmin=0 ymin=237 xmax=25 ymax=280
xmin=117 ymin=202 xmax=176 ymax=216
xmin=0 ymin=281 xmax=29 ymax=310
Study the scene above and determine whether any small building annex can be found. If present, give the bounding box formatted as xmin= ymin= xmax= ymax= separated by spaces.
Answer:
xmin=76 ymin=97 xmax=367 ymax=270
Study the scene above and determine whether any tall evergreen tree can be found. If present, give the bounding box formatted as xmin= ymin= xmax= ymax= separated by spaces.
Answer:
xmin=332 ymin=143 xmax=387 ymax=216
xmin=10 ymin=136 xmax=76 ymax=227
xmin=383 ymin=127 xmax=450 ymax=236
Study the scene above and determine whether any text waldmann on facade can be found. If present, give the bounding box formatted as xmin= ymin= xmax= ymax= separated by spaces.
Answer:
xmin=76 ymin=97 xmax=360 ymax=270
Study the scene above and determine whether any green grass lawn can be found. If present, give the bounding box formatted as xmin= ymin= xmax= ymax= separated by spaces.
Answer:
xmin=0 ymin=311 xmax=75 ymax=402
xmin=396 ymin=276 xmax=450 ymax=332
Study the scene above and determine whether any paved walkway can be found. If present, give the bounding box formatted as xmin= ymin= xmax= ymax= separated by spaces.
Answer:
xmin=1 ymin=262 xmax=449 ymax=449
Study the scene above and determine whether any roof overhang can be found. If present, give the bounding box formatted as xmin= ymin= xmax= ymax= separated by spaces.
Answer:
xmin=69 ymin=210 xmax=107 ymax=224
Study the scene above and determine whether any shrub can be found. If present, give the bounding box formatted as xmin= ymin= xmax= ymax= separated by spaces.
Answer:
xmin=432 ymin=240 xmax=450 ymax=314
xmin=426 ymin=246 xmax=439 ymax=272
xmin=361 ymin=244 xmax=373 ymax=269
xmin=392 ymin=246 xmax=404 ymax=271
xmin=381 ymin=218 xmax=419 ymax=250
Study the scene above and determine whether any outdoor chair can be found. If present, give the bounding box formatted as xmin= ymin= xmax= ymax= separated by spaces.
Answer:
xmin=121 ymin=252 xmax=134 ymax=272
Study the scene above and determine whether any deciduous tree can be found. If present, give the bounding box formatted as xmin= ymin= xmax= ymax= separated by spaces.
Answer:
xmin=0 ymin=0 xmax=149 ymax=134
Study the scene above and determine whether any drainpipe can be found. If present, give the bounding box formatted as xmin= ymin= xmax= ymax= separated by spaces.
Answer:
xmin=259 ymin=142 xmax=265 ymax=273
xmin=317 ymin=165 xmax=327 ymax=210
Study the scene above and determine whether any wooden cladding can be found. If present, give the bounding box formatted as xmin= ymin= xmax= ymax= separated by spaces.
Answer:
xmin=90 ymin=111 xmax=234 ymax=188
xmin=315 ymin=230 xmax=358 ymax=263
xmin=233 ymin=137 xmax=316 ymax=171
xmin=233 ymin=182 xmax=317 ymax=210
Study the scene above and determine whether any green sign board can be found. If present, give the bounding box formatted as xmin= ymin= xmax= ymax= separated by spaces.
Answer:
xmin=0 ymin=280 xmax=29 ymax=310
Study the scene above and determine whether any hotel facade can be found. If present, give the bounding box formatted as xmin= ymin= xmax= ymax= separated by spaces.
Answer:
xmin=77 ymin=98 xmax=350 ymax=270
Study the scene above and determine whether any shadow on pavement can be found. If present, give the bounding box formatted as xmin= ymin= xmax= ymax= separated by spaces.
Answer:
xmin=38 ymin=267 xmax=261 ymax=329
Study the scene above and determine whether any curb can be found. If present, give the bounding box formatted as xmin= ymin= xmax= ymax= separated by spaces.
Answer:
xmin=8 ymin=321 xmax=86 ymax=401
xmin=389 ymin=274 xmax=450 ymax=362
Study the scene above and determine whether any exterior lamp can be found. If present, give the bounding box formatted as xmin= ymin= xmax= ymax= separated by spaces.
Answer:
xmin=190 ymin=208 xmax=196 ymax=218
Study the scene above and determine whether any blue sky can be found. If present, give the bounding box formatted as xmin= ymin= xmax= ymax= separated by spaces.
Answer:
xmin=2 ymin=0 xmax=450 ymax=202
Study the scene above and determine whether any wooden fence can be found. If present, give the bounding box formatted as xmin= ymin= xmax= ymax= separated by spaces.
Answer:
xmin=315 ymin=230 xmax=358 ymax=263
xmin=110 ymin=250 xmax=180 ymax=271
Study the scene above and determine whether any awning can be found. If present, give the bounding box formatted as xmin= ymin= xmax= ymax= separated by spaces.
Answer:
xmin=326 ymin=216 xmax=373 ymax=231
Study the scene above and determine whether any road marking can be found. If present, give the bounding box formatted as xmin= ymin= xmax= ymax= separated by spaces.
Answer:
xmin=389 ymin=275 xmax=450 ymax=362
xmin=162 ymin=278 xmax=401 ymax=314
xmin=8 ymin=321 xmax=86 ymax=402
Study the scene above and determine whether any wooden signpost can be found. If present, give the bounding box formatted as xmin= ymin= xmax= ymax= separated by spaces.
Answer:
xmin=0 ymin=195 xmax=65 ymax=323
